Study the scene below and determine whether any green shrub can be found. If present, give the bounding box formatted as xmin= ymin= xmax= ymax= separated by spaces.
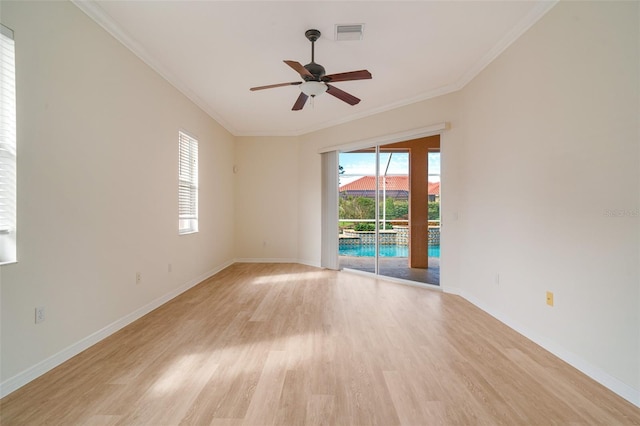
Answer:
xmin=354 ymin=222 xmax=393 ymax=231
xmin=429 ymin=201 xmax=440 ymax=220
xmin=354 ymin=222 xmax=375 ymax=231
xmin=339 ymin=196 xmax=375 ymax=220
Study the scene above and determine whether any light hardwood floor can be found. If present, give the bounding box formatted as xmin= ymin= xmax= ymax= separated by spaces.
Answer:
xmin=1 ymin=263 xmax=639 ymax=425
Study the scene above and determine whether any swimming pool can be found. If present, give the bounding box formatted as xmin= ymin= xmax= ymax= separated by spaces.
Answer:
xmin=339 ymin=245 xmax=440 ymax=258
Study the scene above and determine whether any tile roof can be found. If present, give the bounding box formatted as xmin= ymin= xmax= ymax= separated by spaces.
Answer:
xmin=339 ymin=176 xmax=440 ymax=195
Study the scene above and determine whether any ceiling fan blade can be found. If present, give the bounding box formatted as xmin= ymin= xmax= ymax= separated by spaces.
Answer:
xmin=292 ymin=92 xmax=308 ymax=111
xmin=326 ymin=84 xmax=361 ymax=106
xmin=250 ymin=81 xmax=302 ymax=91
xmin=323 ymin=70 xmax=372 ymax=83
xmin=284 ymin=60 xmax=314 ymax=79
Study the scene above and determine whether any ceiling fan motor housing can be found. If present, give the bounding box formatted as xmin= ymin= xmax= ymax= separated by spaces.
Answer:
xmin=304 ymin=62 xmax=326 ymax=80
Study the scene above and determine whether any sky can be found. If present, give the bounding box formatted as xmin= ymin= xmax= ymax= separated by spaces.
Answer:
xmin=339 ymin=152 xmax=440 ymax=185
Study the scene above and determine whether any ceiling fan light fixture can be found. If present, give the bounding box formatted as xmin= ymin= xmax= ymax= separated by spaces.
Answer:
xmin=300 ymin=81 xmax=327 ymax=97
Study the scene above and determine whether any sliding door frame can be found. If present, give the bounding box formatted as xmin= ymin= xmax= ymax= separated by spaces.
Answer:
xmin=320 ymin=122 xmax=449 ymax=274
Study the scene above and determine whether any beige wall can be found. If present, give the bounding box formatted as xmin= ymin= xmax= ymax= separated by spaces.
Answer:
xmin=0 ymin=1 xmax=235 ymax=384
xmin=455 ymin=0 xmax=639 ymax=394
xmin=293 ymin=0 xmax=639 ymax=401
xmin=234 ymin=136 xmax=300 ymax=261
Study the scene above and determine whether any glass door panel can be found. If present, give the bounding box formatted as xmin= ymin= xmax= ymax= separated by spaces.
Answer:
xmin=338 ymin=149 xmax=377 ymax=274
xmin=427 ymin=150 xmax=441 ymax=284
xmin=377 ymin=149 xmax=411 ymax=280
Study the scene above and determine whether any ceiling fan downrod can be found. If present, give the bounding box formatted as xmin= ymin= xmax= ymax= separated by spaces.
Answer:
xmin=304 ymin=29 xmax=325 ymax=80
xmin=305 ymin=29 xmax=321 ymax=63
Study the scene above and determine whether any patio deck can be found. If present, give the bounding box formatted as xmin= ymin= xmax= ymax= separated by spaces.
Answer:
xmin=339 ymin=255 xmax=439 ymax=285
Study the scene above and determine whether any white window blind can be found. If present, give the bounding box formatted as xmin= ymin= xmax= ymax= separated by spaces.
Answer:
xmin=0 ymin=24 xmax=16 ymax=264
xmin=178 ymin=131 xmax=198 ymax=234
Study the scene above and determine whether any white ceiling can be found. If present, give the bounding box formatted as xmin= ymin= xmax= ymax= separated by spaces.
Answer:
xmin=73 ymin=1 xmax=556 ymax=137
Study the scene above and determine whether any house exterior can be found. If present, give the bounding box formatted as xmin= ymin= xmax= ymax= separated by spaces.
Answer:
xmin=339 ymin=176 xmax=440 ymax=202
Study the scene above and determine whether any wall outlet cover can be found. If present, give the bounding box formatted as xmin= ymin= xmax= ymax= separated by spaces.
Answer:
xmin=35 ymin=307 xmax=45 ymax=324
xmin=546 ymin=291 xmax=554 ymax=307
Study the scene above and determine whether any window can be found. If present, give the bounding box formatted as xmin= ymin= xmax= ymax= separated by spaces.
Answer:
xmin=178 ymin=131 xmax=198 ymax=234
xmin=0 ymin=24 xmax=16 ymax=264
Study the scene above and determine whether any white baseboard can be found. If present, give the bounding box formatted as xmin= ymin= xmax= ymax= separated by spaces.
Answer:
xmin=451 ymin=288 xmax=640 ymax=408
xmin=0 ymin=259 xmax=235 ymax=399
xmin=297 ymin=259 xmax=321 ymax=268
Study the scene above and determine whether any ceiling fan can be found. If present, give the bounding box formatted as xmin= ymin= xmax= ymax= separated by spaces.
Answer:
xmin=250 ymin=29 xmax=372 ymax=111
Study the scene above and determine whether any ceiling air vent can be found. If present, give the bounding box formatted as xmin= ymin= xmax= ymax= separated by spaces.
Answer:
xmin=335 ymin=24 xmax=364 ymax=41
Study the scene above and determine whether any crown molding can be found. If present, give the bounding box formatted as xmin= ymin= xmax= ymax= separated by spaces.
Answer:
xmin=71 ymin=0 xmax=558 ymax=138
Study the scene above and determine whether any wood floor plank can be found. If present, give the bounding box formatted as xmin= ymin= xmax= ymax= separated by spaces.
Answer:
xmin=304 ymin=394 xmax=335 ymax=426
xmin=116 ymin=354 xmax=219 ymax=425
xmin=242 ymin=350 xmax=289 ymax=426
xmin=82 ymin=414 xmax=123 ymax=425
xmin=1 ymin=263 xmax=639 ymax=425
xmin=383 ymin=370 xmax=435 ymax=425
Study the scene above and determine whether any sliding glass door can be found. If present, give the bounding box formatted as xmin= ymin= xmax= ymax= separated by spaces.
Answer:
xmin=337 ymin=147 xmax=411 ymax=277
xmin=337 ymin=137 xmax=441 ymax=286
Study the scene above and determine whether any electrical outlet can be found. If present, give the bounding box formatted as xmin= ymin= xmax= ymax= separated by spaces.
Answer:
xmin=35 ymin=306 xmax=45 ymax=324
xmin=495 ymin=273 xmax=500 ymax=285
xmin=136 ymin=272 xmax=142 ymax=284
xmin=168 ymin=263 xmax=172 ymax=273
xmin=546 ymin=291 xmax=554 ymax=307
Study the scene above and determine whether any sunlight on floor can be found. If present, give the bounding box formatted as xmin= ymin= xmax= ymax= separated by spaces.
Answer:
xmin=149 ymin=331 xmax=315 ymax=397
xmin=150 ymin=354 xmax=218 ymax=396
xmin=250 ymin=270 xmax=327 ymax=285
